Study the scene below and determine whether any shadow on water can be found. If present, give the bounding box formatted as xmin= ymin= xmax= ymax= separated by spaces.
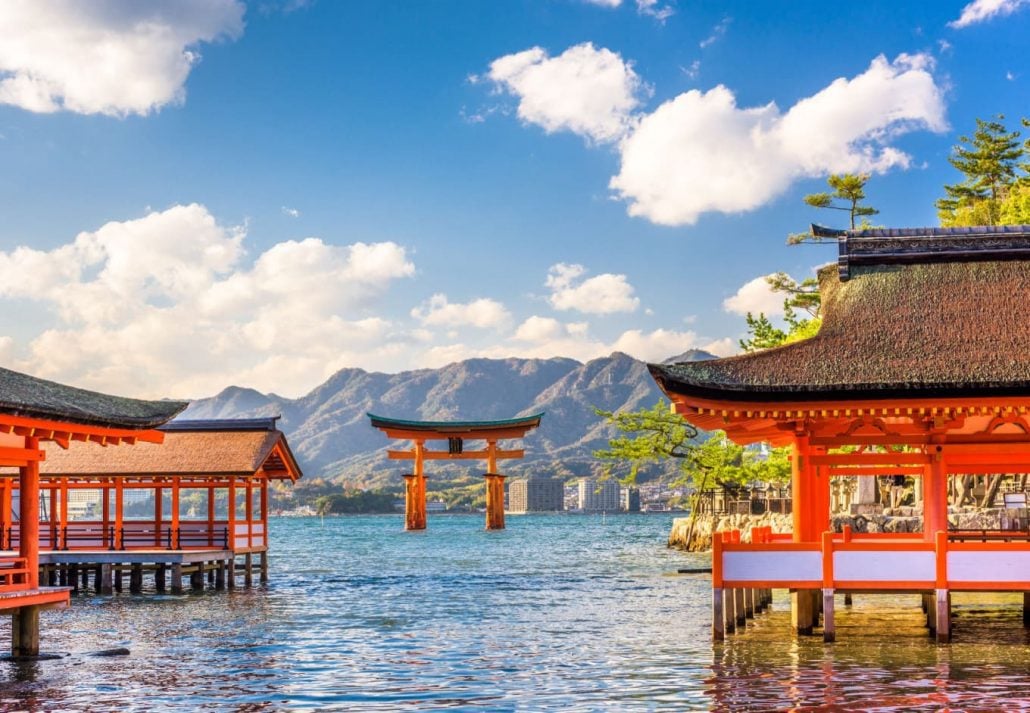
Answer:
xmin=2 ymin=514 xmax=1030 ymax=710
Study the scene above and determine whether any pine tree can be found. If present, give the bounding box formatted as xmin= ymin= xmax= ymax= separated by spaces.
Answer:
xmin=787 ymin=173 xmax=878 ymax=244
xmin=937 ymin=116 xmax=1022 ymax=226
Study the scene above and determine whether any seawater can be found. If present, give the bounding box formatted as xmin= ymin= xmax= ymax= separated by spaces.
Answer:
xmin=3 ymin=514 xmax=1030 ymax=711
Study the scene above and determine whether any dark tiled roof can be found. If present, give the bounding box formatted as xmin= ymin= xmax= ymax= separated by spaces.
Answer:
xmin=162 ymin=417 xmax=280 ymax=432
xmin=40 ymin=427 xmax=302 ymax=479
xmin=651 ymin=256 xmax=1030 ymax=402
xmin=0 ymin=367 xmax=187 ymax=429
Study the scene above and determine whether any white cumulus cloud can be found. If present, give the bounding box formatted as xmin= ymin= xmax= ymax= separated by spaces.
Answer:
xmin=723 ymin=275 xmax=784 ymax=317
xmin=546 ymin=263 xmax=640 ymax=314
xmin=484 ymin=45 xmax=947 ymax=226
xmin=488 ymin=42 xmax=647 ymax=144
xmin=0 ymin=0 xmax=244 ymax=116
xmin=411 ymin=294 xmax=511 ymax=329
xmin=949 ymin=0 xmax=1029 ymax=28
xmin=0 ymin=204 xmax=415 ymax=398
xmin=611 ymin=53 xmax=946 ymax=225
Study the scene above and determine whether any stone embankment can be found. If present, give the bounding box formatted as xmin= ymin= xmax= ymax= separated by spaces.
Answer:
xmin=668 ymin=507 xmax=1024 ymax=551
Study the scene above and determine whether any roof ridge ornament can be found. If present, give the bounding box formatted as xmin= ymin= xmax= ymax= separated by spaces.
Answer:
xmin=810 ymin=223 xmax=1030 ymax=281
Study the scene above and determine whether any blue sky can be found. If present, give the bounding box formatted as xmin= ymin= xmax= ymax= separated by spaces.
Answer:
xmin=0 ymin=0 xmax=1027 ymax=399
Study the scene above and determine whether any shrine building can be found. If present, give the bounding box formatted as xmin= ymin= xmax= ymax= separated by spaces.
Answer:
xmin=15 ymin=417 xmax=304 ymax=595
xmin=649 ymin=224 xmax=1030 ymax=644
xmin=0 ymin=366 xmax=185 ymax=658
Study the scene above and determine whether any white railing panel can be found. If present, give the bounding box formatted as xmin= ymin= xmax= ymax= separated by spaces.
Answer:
xmin=949 ymin=551 xmax=1030 ymax=583
xmin=723 ymin=550 xmax=821 ymax=582
xmin=834 ymin=550 xmax=934 ymax=582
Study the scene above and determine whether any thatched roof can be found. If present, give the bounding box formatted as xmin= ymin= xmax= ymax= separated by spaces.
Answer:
xmin=39 ymin=418 xmax=302 ymax=479
xmin=651 ymin=225 xmax=1030 ymax=402
xmin=0 ymin=366 xmax=186 ymax=429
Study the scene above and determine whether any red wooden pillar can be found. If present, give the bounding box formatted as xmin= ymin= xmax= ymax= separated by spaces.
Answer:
xmin=208 ymin=486 xmax=216 ymax=546
xmin=404 ymin=441 xmax=427 ymax=531
xmin=19 ymin=438 xmax=40 ymax=588
xmin=0 ymin=480 xmax=10 ymax=549
xmin=791 ymin=434 xmax=815 ymax=542
xmin=227 ymin=477 xmax=237 ymax=551
xmin=114 ymin=480 xmax=124 ymax=549
xmin=102 ymin=483 xmax=111 ymax=548
xmin=59 ymin=481 xmax=69 ymax=549
xmin=170 ymin=477 xmax=180 ymax=549
xmin=484 ymin=440 xmax=505 ymax=530
xmin=923 ymin=443 xmax=948 ymax=543
xmin=245 ymin=480 xmax=253 ymax=549
xmin=154 ymin=486 xmax=163 ymax=546
xmin=260 ymin=480 xmax=268 ymax=547
xmin=48 ymin=486 xmax=57 ymax=550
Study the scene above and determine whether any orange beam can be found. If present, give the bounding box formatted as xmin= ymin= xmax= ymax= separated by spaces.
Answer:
xmin=387 ymin=448 xmax=524 ymax=461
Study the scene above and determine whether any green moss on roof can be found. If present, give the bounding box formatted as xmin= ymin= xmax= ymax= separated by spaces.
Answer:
xmin=0 ymin=367 xmax=188 ymax=429
xmin=651 ymin=260 xmax=1030 ymax=401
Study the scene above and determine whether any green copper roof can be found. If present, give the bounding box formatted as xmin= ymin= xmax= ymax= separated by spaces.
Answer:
xmin=368 ymin=413 xmax=544 ymax=431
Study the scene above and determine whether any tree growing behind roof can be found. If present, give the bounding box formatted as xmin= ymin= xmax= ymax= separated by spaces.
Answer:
xmin=593 ymin=402 xmax=790 ymax=491
xmin=937 ymin=115 xmax=1024 ymax=226
xmin=787 ymin=173 xmax=879 ymax=244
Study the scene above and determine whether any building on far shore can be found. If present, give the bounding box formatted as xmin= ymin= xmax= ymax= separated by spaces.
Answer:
xmin=508 ymin=477 xmax=564 ymax=513
xmin=578 ymin=477 xmax=620 ymax=512
xmin=621 ymin=487 xmax=641 ymax=512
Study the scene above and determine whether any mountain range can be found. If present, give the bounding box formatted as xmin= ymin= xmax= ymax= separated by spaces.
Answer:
xmin=181 ymin=349 xmax=715 ymax=487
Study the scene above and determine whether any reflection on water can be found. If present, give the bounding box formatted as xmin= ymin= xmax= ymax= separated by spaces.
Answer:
xmin=2 ymin=515 xmax=1030 ymax=710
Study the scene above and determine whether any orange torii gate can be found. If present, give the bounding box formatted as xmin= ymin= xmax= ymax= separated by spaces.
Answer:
xmin=368 ymin=413 xmax=543 ymax=530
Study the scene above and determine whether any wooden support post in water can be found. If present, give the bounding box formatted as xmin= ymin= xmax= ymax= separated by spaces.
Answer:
xmin=734 ymin=587 xmax=746 ymax=627
xmin=190 ymin=566 xmax=204 ymax=591
xmin=724 ymin=588 xmax=736 ymax=634
xmin=171 ymin=563 xmax=183 ymax=595
xmin=260 ymin=552 xmax=268 ymax=583
xmin=216 ymin=561 xmax=226 ymax=589
xmin=155 ymin=565 xmax=166 ymax=592
xmin=244 ymin=553 xmax=253 ymax=586
xmin=130 ymin=564 xmax=143 ymax=593
xmin=11 ymin=606 xmax=40 ymax=658
xmin=100 ymin=564 xmax=113 ymax=594
xmin=227 ymin=557 xmax=236 ymax=589
xmin=93 ymin=565 xmax=102 ymax=593
xmin=844 ymin=593 xmax=853 ymax=606
xmin=712 ymin=587 xmax=725 ymax=641
xmin=822 ymin=589 xmax=835 ymax=643
xmin=936 ymin=589 xmax=951 ymax=644
xmin=114 ymin=565 xmax=124 ymax=592
xmin=69 ymin=564 xmax=79 ymax=593
xmin=792 ymin=590 xmax=815 ymax=635
xmin=744 ymin=588 xmax=755 ymax=619
xmin=1023 ymin=592 xmax=1030 ymax=627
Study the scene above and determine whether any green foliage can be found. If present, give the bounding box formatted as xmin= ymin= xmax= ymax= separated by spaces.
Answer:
xmin=937 ymin=115 xmax=1024 ymax=226
xmin=788 ymin=173 xmax=879 ymax=243
xmin=593 ymin=403 xmax=790 ymax=491
xmin=594 ymin=401 xmax=698 ymax=484
xmin=999 ymin=182 xmax=1030 ymax=224
xmin=739 ymin=274 xmax=822 ymax=353
xmin=739 ymin=313 xmax=787 ymax=352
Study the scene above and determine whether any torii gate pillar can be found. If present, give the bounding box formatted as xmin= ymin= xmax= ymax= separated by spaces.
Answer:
xmin=403 ymin=441 xmax=428 ymax=531
xmin=484 ymin=474 xmax=506 ymax=530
